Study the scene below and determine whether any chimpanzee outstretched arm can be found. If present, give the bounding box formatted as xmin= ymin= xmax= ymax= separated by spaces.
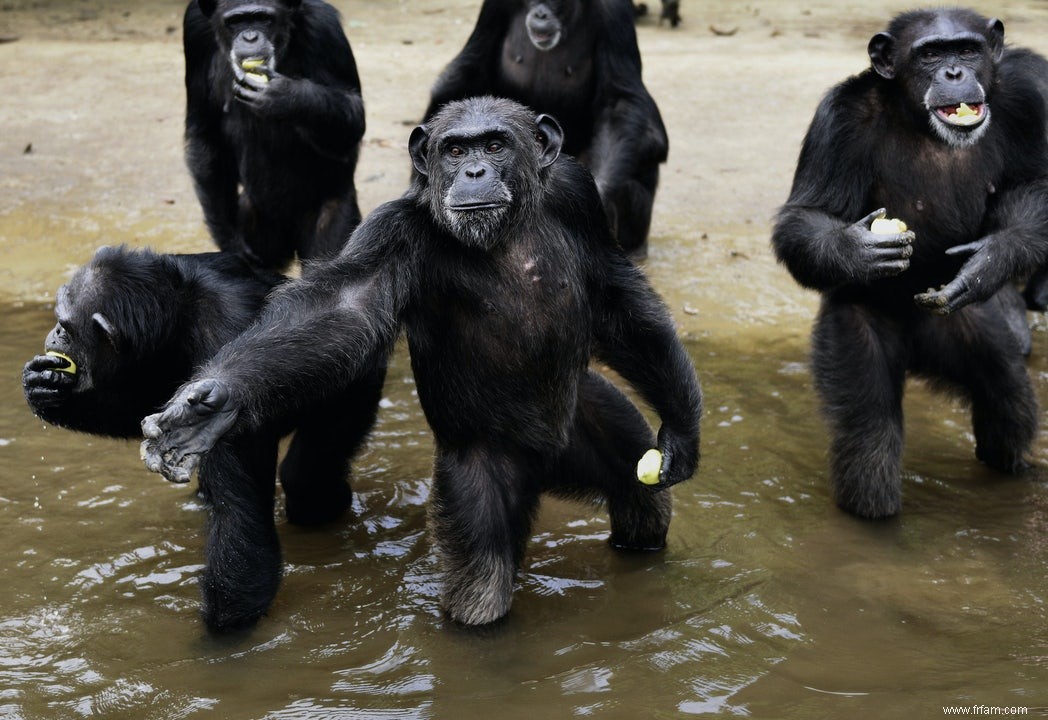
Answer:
xmin=585 ymin=0 xmax=668 ymax=196
xmin=771 ymin=88 xmax=915 ymax=291
xmin=141 ymin=200 xmax=417 ymax=483
xmin=422 ymin=0 xmax=514 ymax=119
xmin=184 ymin=3 xmax=239 ymax=252
xmin=916 ymin=179 xmax=1048 ymax=314
xmin=231 ymin=4 xmax=365 ymax=161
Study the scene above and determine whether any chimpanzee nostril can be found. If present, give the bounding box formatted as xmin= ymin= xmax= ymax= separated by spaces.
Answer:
xmin=466 ymin=165 xmax=486 ymax=179
xmin=243 ymin=29 xmax=259 ymax=44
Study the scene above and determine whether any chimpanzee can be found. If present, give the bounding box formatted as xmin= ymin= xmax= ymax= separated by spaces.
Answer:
xmin=23 ymin=246 xmax=385 ymax=631
xmin=184 ymin=0 xmax=365 ymax=270
xmin=771 ymin=8 xmax=1048 ymax=519
xmin=141 ymin=97 xmax=702 ymax=627
xmin=423 ymin=0 xmax=669 ymax=258
xmin=633 ymin=2 xmax=680 ymax=27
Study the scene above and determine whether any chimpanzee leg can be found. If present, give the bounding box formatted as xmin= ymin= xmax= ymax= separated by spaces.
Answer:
xmin=610 ymin=165 xmax=659 ymax=259
xmin=278 ymin=363 xmax=386 ymax=525
xmin=196 ymin=431 xmax=281 ymax=632
xmin=544 ymin=370 xmax=670 ymax=550
xmin=912 ymin=293 xmax=1038 ymax=473
xmin=812 ymin=298 xmax=907 ymax=519
xmin=300 ymin=195 xmax=362 ymax=262
xmin=429 ymin=446 xmax=541 ymax=626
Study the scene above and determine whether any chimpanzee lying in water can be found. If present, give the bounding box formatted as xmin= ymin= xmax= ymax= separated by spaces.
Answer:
xmin=141 ymin=97 xmax=702 ymax=627
xmin=23 ymin=245 xmax=385 ymax=631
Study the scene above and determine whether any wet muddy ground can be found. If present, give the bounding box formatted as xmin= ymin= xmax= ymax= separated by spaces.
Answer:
xmin=2 ymin=1 xmax=1048 ymax=718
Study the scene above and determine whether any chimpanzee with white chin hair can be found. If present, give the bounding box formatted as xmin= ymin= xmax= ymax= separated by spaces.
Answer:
xmin=141 ymin=96 xmax=702 ymax=627
xmin=772 ymin=8 xmax=1048 ymax=520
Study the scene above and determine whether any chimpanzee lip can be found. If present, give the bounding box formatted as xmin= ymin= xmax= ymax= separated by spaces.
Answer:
xmin=932 ymin=102 xmax=986 ymax=128
xmin=448 ymin=202 xmax=506 ymax=211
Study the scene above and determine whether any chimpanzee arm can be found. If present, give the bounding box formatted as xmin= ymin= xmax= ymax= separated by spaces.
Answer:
xmin=585 ymin=0 xmax=668 ymax=195
xmin=422 ymin=0 xmax=513 ymax=120
xmin=23 ymin=354 xmax=152 ymax=438
xmin=772 ymin=86 xmax=915 ymax=291
xmin=916 ymin=179 xmax=1048 ymax=313
xmin=591 ymin=255 xmax=702 ymax=489
xmin=141 ymin=200 xmax=417 ymax=483
xmin=184 ymin=3 xmax=239 ymax=252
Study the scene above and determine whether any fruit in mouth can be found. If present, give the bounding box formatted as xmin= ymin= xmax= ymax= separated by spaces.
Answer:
xmin=46 ymin=350 xmax=77 ymax=374
xmin=240 ymin=57 xmax=269 ymax=83
xmin=936 ymin=102 xmax=984 ymax=127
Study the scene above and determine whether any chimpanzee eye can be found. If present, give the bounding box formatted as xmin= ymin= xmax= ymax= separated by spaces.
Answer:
xmin=448 ymin=145 xmax=464 ymax=157
xmin=486 ymin=142 xmax=503 ymax=154
xmin=960 ymin=47 xmax=978 ymax=59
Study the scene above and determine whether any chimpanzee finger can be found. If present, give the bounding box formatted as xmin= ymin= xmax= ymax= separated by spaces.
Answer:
xmin=858 ymin=207 xmax=888 ymax=226
xmin=870 ymin=230 xmax=916 ymax=248
xmin=944 ymin=239 xmax=988 ymax=257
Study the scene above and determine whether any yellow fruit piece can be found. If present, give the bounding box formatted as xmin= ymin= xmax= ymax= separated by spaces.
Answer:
xmin=240 ymin=58 xmax=265 ymax=70
xmin=636 ymin=448 xmax=663 ymax=485
xmin=870 ymin=217 xmax=908 ymax=235
xmin=956 ymin=102 xmax=976 ymax=117
xmin=46 ymin=350 xmax=77 ymax=374
xmin=245 ymin=71 xmax=269 ymax=84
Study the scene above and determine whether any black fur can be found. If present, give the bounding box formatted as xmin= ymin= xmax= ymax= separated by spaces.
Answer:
xmin=771 ymin=8 xmax=1048 ymax=519
xmin=423 ymin=0 xmax=668 ymax=256
xmin=23 ymin=246 xmax=384 ymax=632
xmin=142 ymin=97 xmax=702 ymax=627
xmin=184 ymin=0 xmax=365 ymax=270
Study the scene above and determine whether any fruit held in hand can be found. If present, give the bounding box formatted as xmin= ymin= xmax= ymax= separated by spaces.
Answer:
xmin=636 ymin=448 xmax=663 ymax=485
xmin=45 ymin=350 xmax=77 ymax=374
xmin=870 ymin=217 xmax=908 ymax=234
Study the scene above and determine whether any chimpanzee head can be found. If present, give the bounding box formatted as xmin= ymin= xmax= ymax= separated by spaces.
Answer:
xmin=868 ymin=8 xmax=1004 ymax=148
xmin=409 ymin=97 xmax=563 ymax=250
xmin=44 ymin=247 xmax=179 ymax=391
xmin=196 ymin=0 xmax=302 ymax=71
xmin=523 ymin=0 xmax=583 ymax=51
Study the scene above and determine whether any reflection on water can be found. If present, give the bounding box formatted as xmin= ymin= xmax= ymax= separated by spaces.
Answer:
xmin=2 ymin=300 xmax=1048 ymax=719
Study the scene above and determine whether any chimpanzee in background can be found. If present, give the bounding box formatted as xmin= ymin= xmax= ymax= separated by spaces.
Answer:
xmin=772 ymin=8 xmax=1048 ymax=519
xmin=23 ymin=246 xmax=385 ymax=632
xmin=633 ymin=1 xmax=681 ymax=27
xmin=141 ymin=97 xmax=702 ymax=627
xmin=424 ymin=0 xmax=669 ymax=258
xmin=184 ymin=0 xmax=365 ymax=270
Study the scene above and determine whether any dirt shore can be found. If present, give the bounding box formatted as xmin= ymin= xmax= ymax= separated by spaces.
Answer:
xmin=2 ymin=0 xmax=1047 ymax=338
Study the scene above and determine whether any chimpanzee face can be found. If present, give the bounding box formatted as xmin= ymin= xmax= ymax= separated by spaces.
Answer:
xmin=409 ymin=97 xmax=563 ymax=250
xmin=45 ymin=268 xmax=119 ymax=392
xmin=523 ymin=0 xmax=582 ymax=51
xmin=198 ymin=0 xmax=301 ymax=71
xmin=868 ymin=9 xmax=1004 ymax=147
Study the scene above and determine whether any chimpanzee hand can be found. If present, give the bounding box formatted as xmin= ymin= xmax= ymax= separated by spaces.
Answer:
xmin=649 ymin=424 xmax=700 ymax=490
xmin=843 ymin=208 xmax=916 ymax=281
xmin=914 ymin=238 xmax=998 ymax=314
xmin=22 ymin=353 xmax=77 ymax=408
xmin=141 ymin=379 xmax=239 ymax=484
xmin=232 ymin=61 xmax=294 ymax=118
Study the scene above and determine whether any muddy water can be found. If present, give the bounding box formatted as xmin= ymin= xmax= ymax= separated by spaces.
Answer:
xmin=4 ymin=0 xmax=1048 ymax=718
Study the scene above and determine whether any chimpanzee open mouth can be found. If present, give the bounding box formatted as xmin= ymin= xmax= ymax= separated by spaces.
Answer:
xmin=933 ymin=101 xmax=986 ymax=128
xmin=527 ymin=29 xmax=561 ymax=50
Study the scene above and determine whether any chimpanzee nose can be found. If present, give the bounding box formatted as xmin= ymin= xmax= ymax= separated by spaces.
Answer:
xmin=945 ymin=66 xmax=963 ymax=81
xmin=465 ymin=165 xmax=486 ymax=179
xmin=242 ymin=29 xmax=259 ymax=44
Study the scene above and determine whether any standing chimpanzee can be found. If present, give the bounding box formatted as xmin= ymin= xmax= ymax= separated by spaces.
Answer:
xmin=23 ymin=246 xmax=385 ymax=632
xmin=772 ymin=8 xmax=1048 ymax=519
xmin=424 ymin=0 xmax=669 ymax=258
xmin=184 ymin=0 xmax=365 ymax=270
xmin=141 ymin=97 xmax=702 ymax=627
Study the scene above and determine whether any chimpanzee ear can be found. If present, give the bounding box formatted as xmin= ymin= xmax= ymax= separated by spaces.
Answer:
xmin=409 ymin=125 xmax=431 ymax=177
xmin=868 ymin=32 xmax=896 ymax=79
xmin=92 ymin=312 xmax=120 ymax=351
xmin=197 ymin=0 xmax=218 ymax=18
xmin=534 ymin=114 xmax=563 ymax=169
xmin=986 ymin=18 xmax=1005 ymax=62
